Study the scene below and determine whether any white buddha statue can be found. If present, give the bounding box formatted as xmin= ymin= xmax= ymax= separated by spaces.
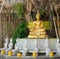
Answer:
xmin=12 ymin=38 xmax=19 ymax=55
xmin=56 ymin=38 xmax=60 ymax=55
xmin=45 ymin=38 xmax=50 ymax=56
xmin=23 ymin=44 xmax=28 ymax=56
xmin=34 ymin=39 xmax=38 ymax=53
xmin=5 ymin=38 xmax=13 ymax=54
xmin=0 ymin=37 xmax=9 ymax=50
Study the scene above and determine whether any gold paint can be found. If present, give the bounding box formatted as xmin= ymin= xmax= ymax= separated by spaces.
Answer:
xmin=8 ymin=50 xmax=12 ymax=56
xmin=17 ymin=52 xmax=22 ymax=58
xmin=50 ymin=52 xmax=54 ymax=57
xmin=1 ymin=50 xmax=5 ymax=55
xmin=32 ymin=52 xmax=37 ymax=58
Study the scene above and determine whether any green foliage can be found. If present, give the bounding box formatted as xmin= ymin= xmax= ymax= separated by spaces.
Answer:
xmin=13 ymin=3 xmax=24 ymax=18
xmin=39 ymin=8 xmax=45 ymax=16
xmin=43 ymin=21 xmax=52 ymax=30
xmin=12 ymin=20 xmax=29 ymax=45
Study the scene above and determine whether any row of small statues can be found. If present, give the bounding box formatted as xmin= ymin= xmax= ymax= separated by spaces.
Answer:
xmin=0 ymin=37 xmax=13 ymax=54
xmin=0 ymin=37 xmax=60 ymax=56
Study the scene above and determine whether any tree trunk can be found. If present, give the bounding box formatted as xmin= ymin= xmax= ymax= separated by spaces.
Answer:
xmin=25 ymin=0 xmax=39 ymax=21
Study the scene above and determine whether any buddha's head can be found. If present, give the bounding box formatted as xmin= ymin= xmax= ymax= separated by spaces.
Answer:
xmin=36 ymin=10 xmax=40 ymax=21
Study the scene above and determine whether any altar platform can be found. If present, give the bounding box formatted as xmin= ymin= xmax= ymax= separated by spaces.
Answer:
xmin=0 ymin=55 xmax=60 ymax=59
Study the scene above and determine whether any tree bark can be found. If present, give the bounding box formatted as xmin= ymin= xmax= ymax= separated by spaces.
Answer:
xmin=25 ymin=0 xmax=39 ymax=21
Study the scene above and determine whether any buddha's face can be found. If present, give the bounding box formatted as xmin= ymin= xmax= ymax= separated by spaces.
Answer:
xmin=36 ymin=11 xmax=40 ymax=21
xmin=36 ymin=15 xmax=40 ymax=21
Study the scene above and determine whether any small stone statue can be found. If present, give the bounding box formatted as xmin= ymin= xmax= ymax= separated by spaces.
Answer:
xmin=56 ymin=38 xmax=60 ymax=55
xmin=14 ymin=38 xmax=19 ymax=50
xmin=0 ymin=37 xmax=9 ymax=50
xmin=8 ymin=38 xmax=13 ymax=49
xmin=45 ymin=38 xmax=50 ymax=56
xmin=5 ymin=38 xmax=13 ymax=54
xmin=12 ymin=38 xmax=19 ymax=55
xmin=23 ymin=44 xmax=28 ymax=56
xmin=34 ymin=40 xmax=38 ymax=53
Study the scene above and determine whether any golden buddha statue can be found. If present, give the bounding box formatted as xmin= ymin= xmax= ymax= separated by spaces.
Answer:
xmin=33 ymin=10 xmax=43 ymax=29
xmin=28 ymin=10 xmax=47 ymax=39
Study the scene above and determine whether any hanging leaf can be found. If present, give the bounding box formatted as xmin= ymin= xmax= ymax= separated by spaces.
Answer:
xmin=13 ymin=3 xmax=24 ymax=18
xmin=12 ymin=20 xmax=29 ymax=45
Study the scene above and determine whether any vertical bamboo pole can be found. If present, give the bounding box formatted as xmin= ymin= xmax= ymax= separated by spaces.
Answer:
xmin=1 ymin=11 xmax=4 ymax=47
xmin=0 ymin=12 xmax=2 ymax=47
xmin=54 ymin=4 xmax=60 ymax=38
xmin=49 ymin=0 xmax=59 ymax=38
xmin=56 ymin=11 xmax=60 ymax=38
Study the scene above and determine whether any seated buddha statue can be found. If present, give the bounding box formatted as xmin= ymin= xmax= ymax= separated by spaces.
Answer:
xmin=28 ymin=10 xmax=47 ymax=39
